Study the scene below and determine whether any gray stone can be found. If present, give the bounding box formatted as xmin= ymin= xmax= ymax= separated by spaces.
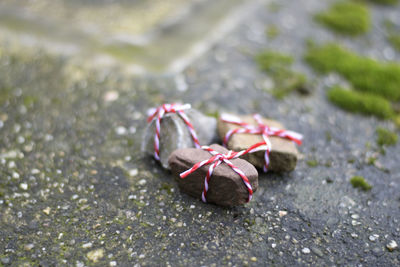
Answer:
xmin=217 ymin=114 xmax=300 ymax=172
xmin=142 ymin=108 xmax=217 ymax=169
xmin=168 ymin=144 xmax=258 ymax=206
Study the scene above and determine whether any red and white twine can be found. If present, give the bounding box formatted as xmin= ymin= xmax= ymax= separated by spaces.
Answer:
xmin=147 ymin=103 xmax=200 ymax=161
xmin=180 ymin=143 xmax=266 ymax=203
xmin=221 ymin=113 xmax=303 ymax=172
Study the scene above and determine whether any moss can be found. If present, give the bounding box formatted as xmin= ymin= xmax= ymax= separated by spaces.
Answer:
xmin=266 ymin=25 xmax=280 ymax=40
xmin=256 ymin=51 xmax=293 ymax=72
xmin=306 ymin=159 xmax=318 ymax=167
xmin=350 ymin=176 xmax=372 ymax=191
xmin=367 ymin=157 xmax=377 ymax=165
xmin=368 ymin=0 xmax=398 ymax=5
xmin=327 ymin=87 xmax=394 ymax=119
xmin=376 ymin=127 xmax=398 ymax=146
xmin=388 ymin=32 xmax=400 ymax=52
xmin=305 ymin=43 xmax=400 ymax=101
xmin=314 ymin=1 xmax=370 ymax=36
xmin=255 ymin=51 xmax=308 ymax=99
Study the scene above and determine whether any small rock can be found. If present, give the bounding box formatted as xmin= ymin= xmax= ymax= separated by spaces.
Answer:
xmin=250 ymin=257 xmax=257 ymax=262
xmin=142 ymin=108 xmax=218 ymax=169
xmin=82 ymin=242 xmax=93 ymax=249
xmin=110 ymin=261 xmax=117 ymax=266
xmin=115 ymin=126 xmax=127 ymax=135
xmin=103 ymin=91 xmax=119 ymax=102
xmin=386 ymin=240 xmax=398 ymax=252
xmin=278 ymin=210 xmax=288 ymax=217
xmin=302 ymin=247 xmax=311 ymax=254
xmin=217 ymin=114 xmax=300 ymax=172
xmin=43 ymin=207 xmax=51 ymax=215
xmin=19 ymin=183 xmax=28 ymax=190
xmin=369 ymin=234 xmax=379 ymax=242
xmin=128 ymin=169 xmax=138 ymax=177
xmin=168 ymin=144 xmax=258 ymax=206
xmin=24 ymin=243 xmax=35 ymax=251
xmin=311 ymin=247 xmax=324 ymax=257
xmin=87 ymin=248 xmax=104 ymax=263
xmin=138 ymin=179 xmax=146 ymax=186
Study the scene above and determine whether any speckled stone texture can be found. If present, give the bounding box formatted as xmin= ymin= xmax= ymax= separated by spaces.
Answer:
xmin=168 ymin=144 xmax=258 ymax=206
xmin=217 ymin=114 xmax=300 ymax=172
xmin=142 ymin=109 xmax=217 ymax=169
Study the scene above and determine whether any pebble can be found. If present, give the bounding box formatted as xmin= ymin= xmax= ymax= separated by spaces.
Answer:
xmin=8 ymin=161 xmax=16 ymax=168
xmin=386 ymin=240 xmax=398 ymax=252
xmin=128 ymin=168 xmax=138 ymax=177
xmin=115 ymin=126 xmax=127 ymax=135
xmin=369 ymin=234 xmax=379 ymax=242
xmin=43 ymin=207 xmax=51 ymax=215
xmin=311 ymin=247 xmax=323 ymax=257
xmin=87 ymin=248 xmax=104 ymax=262
xmin=278 ymin=210 xmax=288 ymax=217
xmin=82 ymin=242 xmax=93 ymax=249
xmin=138 ymin=179 xmax=146 ymax=186
xmin=250 ymin=257 xmax=257 ymax=262
xmin=302 ymin=247 xmax=311 ymax=254
xmin=103 ymin=91 xmax=119 ymax=102
xmin=12 ymin=172 xmax=20 ymax=179
xmin=19 ymin=183 xmax=28 ymax=190
xmin=110 ymin=261 xmax=117 ymax=266
xmin=24 ymin=243 xmax=35 ymax=251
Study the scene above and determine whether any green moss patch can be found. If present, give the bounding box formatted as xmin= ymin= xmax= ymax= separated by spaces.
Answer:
xmin=255 ymin=51 xmax=308 ymax=99
xmin=266 ymin=25 xmax=280 ymax=40
xmin=306 ymin=159 xmax=318 ymax=167
xmin=327 ymin=87 xmax=394 ymax=119
xmin=305 ymin=43 xmax=400 ymax=101
xmin=368 ymin=0 xmax=399 ymax=5
xmin=388 ymin=33 xmax=400 ymax=52
xmin=376 ymin=127 xmax=398 ymax=146
xmin=314 ymin=1 xmax=370 ymax=36
xmin=350 ymin=176 xmax=372 ymax=191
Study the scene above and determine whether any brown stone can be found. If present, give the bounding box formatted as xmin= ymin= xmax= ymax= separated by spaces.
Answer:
xmin=168 ymin=144 xmax=258 ymax=206
xmin=217 ymin=114 xmax=299 ymax=172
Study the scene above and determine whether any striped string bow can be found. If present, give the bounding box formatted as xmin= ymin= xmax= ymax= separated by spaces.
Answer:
xmin=221 ymin=113 xmax=303 ymax=172
xmin=147 ymin=103 xmax=200 ymax=161
xmin=180 ymin=143 xmax=267 ymax=203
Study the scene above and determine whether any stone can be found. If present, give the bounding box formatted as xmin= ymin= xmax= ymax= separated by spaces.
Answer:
xmin=87 ymin=248 xmax=104 ymax=262
xmin=386 ymin=240 xmax=398 ymax=252
xmin=168 ymin=144 xmax=258 ymax=206
xmin=217 ymin=114 xmax=300 ymax=172
xmin=142 ymin=108 xmax=218 ymax=169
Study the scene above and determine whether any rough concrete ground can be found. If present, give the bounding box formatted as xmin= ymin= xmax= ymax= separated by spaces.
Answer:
xmin=1 ymin=0 xmax=400 ymax=266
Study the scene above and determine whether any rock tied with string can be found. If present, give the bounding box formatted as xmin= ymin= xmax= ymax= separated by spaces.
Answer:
xmin=141 ymin=103 xmax=217 ymax=169
xmin=168 ymin=144 xmax=260 ymax=206
xmin=218 ymin=113 xmax=302 ymax=172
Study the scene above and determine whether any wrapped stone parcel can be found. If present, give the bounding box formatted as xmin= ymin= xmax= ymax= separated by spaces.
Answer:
xmin=142 ymin=103 xmax=217 ymax=169
xmin=218 ymin=113 xmax=303 ymax=172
